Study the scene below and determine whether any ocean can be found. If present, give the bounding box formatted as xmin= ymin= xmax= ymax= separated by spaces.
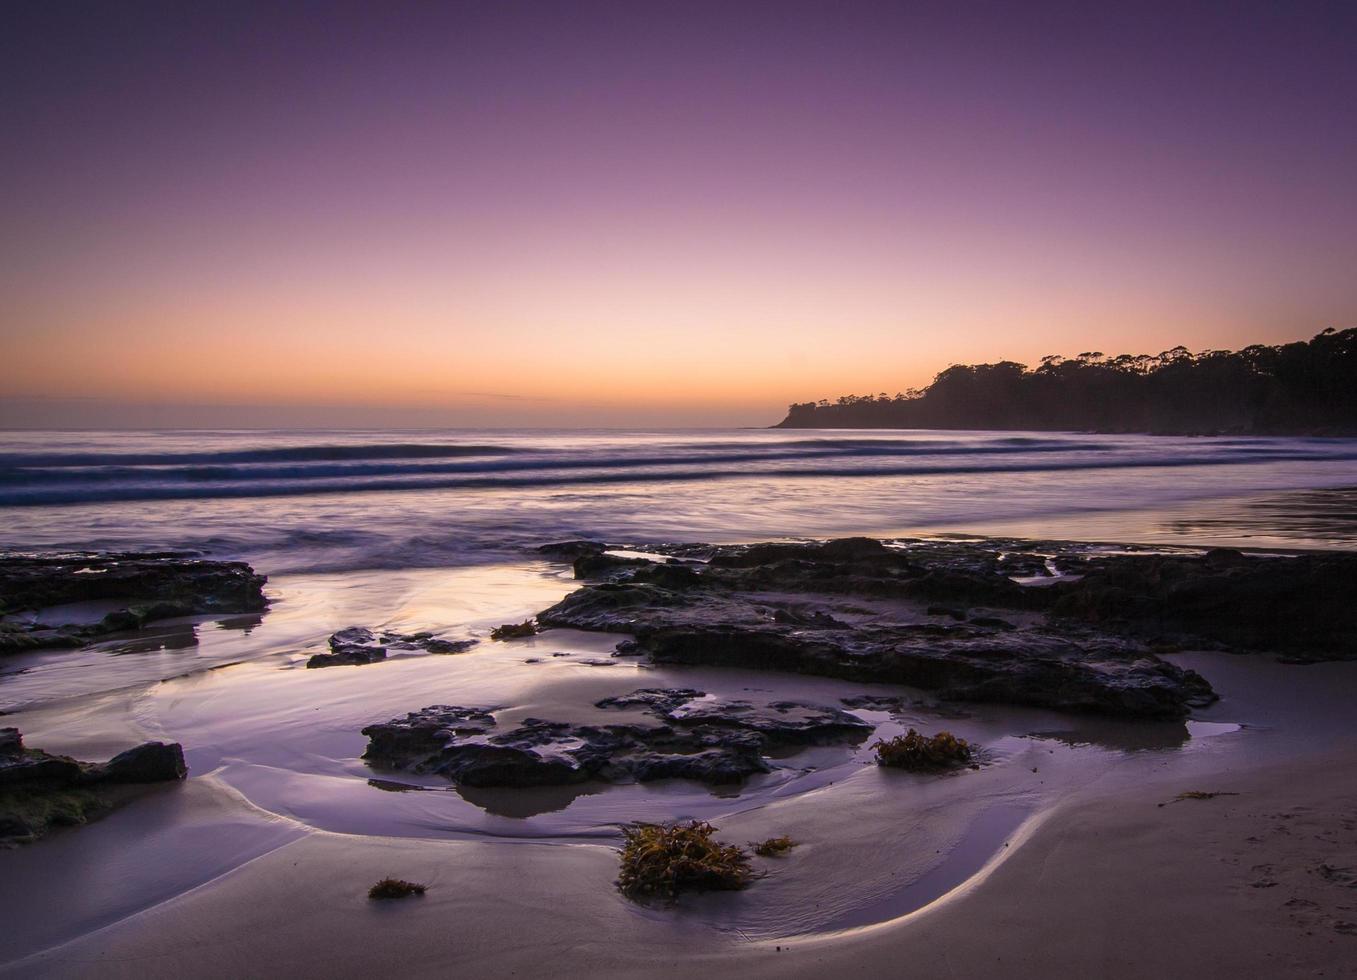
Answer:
xmin=3 ymin=427 xmax=1357 ymax=570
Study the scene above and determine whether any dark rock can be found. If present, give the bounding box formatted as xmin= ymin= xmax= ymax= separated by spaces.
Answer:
xmin=840 ymin=694 xmax=910 ymax=711
xmin=1202 ymin=548 xmax=1248 ymax=569
xmin=0 ymin=750 xmax=85 ymax=787
xmin=309 ymin=627 xmax=387 ymax=668
xmin=95 ymin=741 xmax=187 ymax=783
xmin=0 ymin=552 xmax=268 ymax=656
xmin=536 ymin=583 xmax=695 ymax=633
xmin=361 ymin=690 xmax=871 ymax=789
xmin=329 ymin=626 xmax=377 ymax=647
xmin=377 ymin=629 xmax=475 ymax=655
xmin=639 ymin=625 xmax=1212 ymax=718
xmin=534 ymin=539 xmax=1222 ymax=719
xmin=595 ymin=688 xmax=706 ymax=713
xmin=968 ymin=615 xmax=1016 ymax=630
xmin=573 ymin=553 xmax=652 ymax=579
xmin=1048 ymin=551 xmax=1357 ymax=658
xmin=533 ymin=536 xmax=1357 ymax=716
xmin=362 ymin=705 xmax=497 ymax=763
xmin=927 ymin=605 xmax=968 ymax=620
xmin=535 ymin=540 xmax=607 ymax=559
xmin=420 ymin=638 xmax=477 ymax=654
xmin=307 ymin=648 xmax=387 ymax=668
xmin=0 ymin=730 xmax=189 ymax=844
xmin=630 ymin=563 xmax=704 ymax=590
xmin=821 ymin=537 xmax=892 ymax=560
xmin=308 ymin=626 xmax=471 ymax=668
xmin=772 ymin=607 xmax=849 ymax=628
xmin=708 ymin=537 xmax=890 ymax=570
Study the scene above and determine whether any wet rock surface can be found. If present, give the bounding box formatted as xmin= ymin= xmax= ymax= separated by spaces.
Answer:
xmin=0 ymin=728 xmax=187 ymax=844
xmin=0 ymin=552 xmax=268 ymax=656
xmin=525 ymin=536 xmax=1357 ymax=718
xmin=1047 ymin=547 xmax=1357 ymax=661
xmin=361 ymin=689 xmax=872 ymax=788
xmin=307 ymin=626 xmax=475 ymax=668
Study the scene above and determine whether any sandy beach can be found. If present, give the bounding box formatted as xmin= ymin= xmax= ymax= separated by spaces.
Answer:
xmin=4 ymin=738 xmax=1354 ymax=979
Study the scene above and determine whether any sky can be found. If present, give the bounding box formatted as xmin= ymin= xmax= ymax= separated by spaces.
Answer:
xmin=2 ymin=0 xmax=1356 ymax=428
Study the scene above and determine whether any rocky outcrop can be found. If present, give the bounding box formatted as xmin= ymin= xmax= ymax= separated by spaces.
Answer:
xmin=533 ymin=537 xmax=1245 ymax=719
xmin=93 ymin=741 xmax=188 ymax=783
xmin=534 ymin=540 xmax=608 ymax=560
xmin=0 ymin=728 xmax=187 ymax=844
xmin=0 ymin=552 xmax=268 ymax=656
xmin=307 ymin=627 xmax=475 ymax=668
xmin=1048 ymin=548 xmax=1357 ymax=660
xmin=361 ymin=690 xmax=872 ymax=788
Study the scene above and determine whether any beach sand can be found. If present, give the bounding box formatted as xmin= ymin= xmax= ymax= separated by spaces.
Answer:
xmin=4 ymin=740 xmax=1354 ymax=979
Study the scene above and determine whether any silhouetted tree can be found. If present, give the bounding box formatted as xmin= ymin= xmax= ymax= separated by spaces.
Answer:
xmin=775 ymin=329 xmax=1357 ymax=434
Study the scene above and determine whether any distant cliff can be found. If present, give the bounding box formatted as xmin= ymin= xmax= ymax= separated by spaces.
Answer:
xmin=775 ymin=328 xmax=1357 ymax=435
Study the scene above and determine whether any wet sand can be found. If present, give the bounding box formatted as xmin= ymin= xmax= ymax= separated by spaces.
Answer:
xmin=3 ymin=743 xmax=1354 ymax=979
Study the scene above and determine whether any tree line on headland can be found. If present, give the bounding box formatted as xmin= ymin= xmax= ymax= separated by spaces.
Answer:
xmin=774 ymin=328 xmax=1357 ymax=435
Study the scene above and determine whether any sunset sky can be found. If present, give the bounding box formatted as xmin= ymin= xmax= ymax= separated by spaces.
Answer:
xmin=3 ymin=0 xmax=1356 ymax=428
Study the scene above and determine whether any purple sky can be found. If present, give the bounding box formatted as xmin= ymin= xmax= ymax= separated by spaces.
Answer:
xmin=3 ymin=1 xmax=1355 ymax=427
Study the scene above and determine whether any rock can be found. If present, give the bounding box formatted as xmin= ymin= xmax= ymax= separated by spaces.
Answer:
xmin=841 ymin=694 xmax=911 ymax=711
xmin=331 ymin=626 xmax=378 ymax=647
xmin=534 ymin=538 xmax=1221 ymax=719
xmin=362 ymin=705 xmax=497 ymax=764
xmin=0 ymin=553 xmax=268 ymax=656
xmin=361 ymin=690 xmax=872 ymax=789
xmin=927 ymin=605 xmax=968 ymax=620
xmin=968 ymin=615 xmax=1016 ymax=630
xmin=307 ymin=626 xmax=471 ymax=668
xmin=708 ymin=537 xmax=889 ymax=569
xmin=772 ymin=607 xmax=849 ymax=628
xmin=821 ymin=537 xmax=892 ymax=560
xmin=629 ymin=563 xmax=704 ymax=590
xmin=308 ymin=627 xmax=387 ymax=668
xmin=535 ymin=540 xmax=607 ymax=559
xmin=0 ymin=730 xmax=189 ymax=844
xmin=573 ymin=553 xmax=652 ymax=579
xmin=594 ymin=688 xmax=707 ymax=713
xmin=307 ymin=648 xmax=387 ymax=668
xmin=639 ymin=625 xmax=1212 ymax=718
xmin=536 ymin=583 xmax=694 ymax=632
xmin=96 ymin=741 xmax=187 ymax=783
xmin=1048 ymin=551 xmax=1357 ymax=659
xmin=420 ymin=638 xmax=477 ymax=654
xmin=0 ymin=749 xmax=84 ymax=787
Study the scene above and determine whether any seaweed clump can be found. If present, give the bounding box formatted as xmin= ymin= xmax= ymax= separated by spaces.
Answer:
xmin=873 ymin=729 xmax=973 ymax=771
xmin=617 ymin=821 xmax=752 ymax=899
xmin=0 ymin=787 xmax=107 ymax=844
xmin=753 ymin=835 xmax=798 ymax=857
xmin=368 ymin=878 xmax=427 ymax=900
xmin=490 ymin=620 xmax=539 ymax=641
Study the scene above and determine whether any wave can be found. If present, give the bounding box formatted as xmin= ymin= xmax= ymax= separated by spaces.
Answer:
xmin=0 ymin=443 xmax=517 ymax=468
xmin=5 ymin=447 xmax=1357 ymax=507
xmin=0 ymin=439 xmax=1118 ymax=488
